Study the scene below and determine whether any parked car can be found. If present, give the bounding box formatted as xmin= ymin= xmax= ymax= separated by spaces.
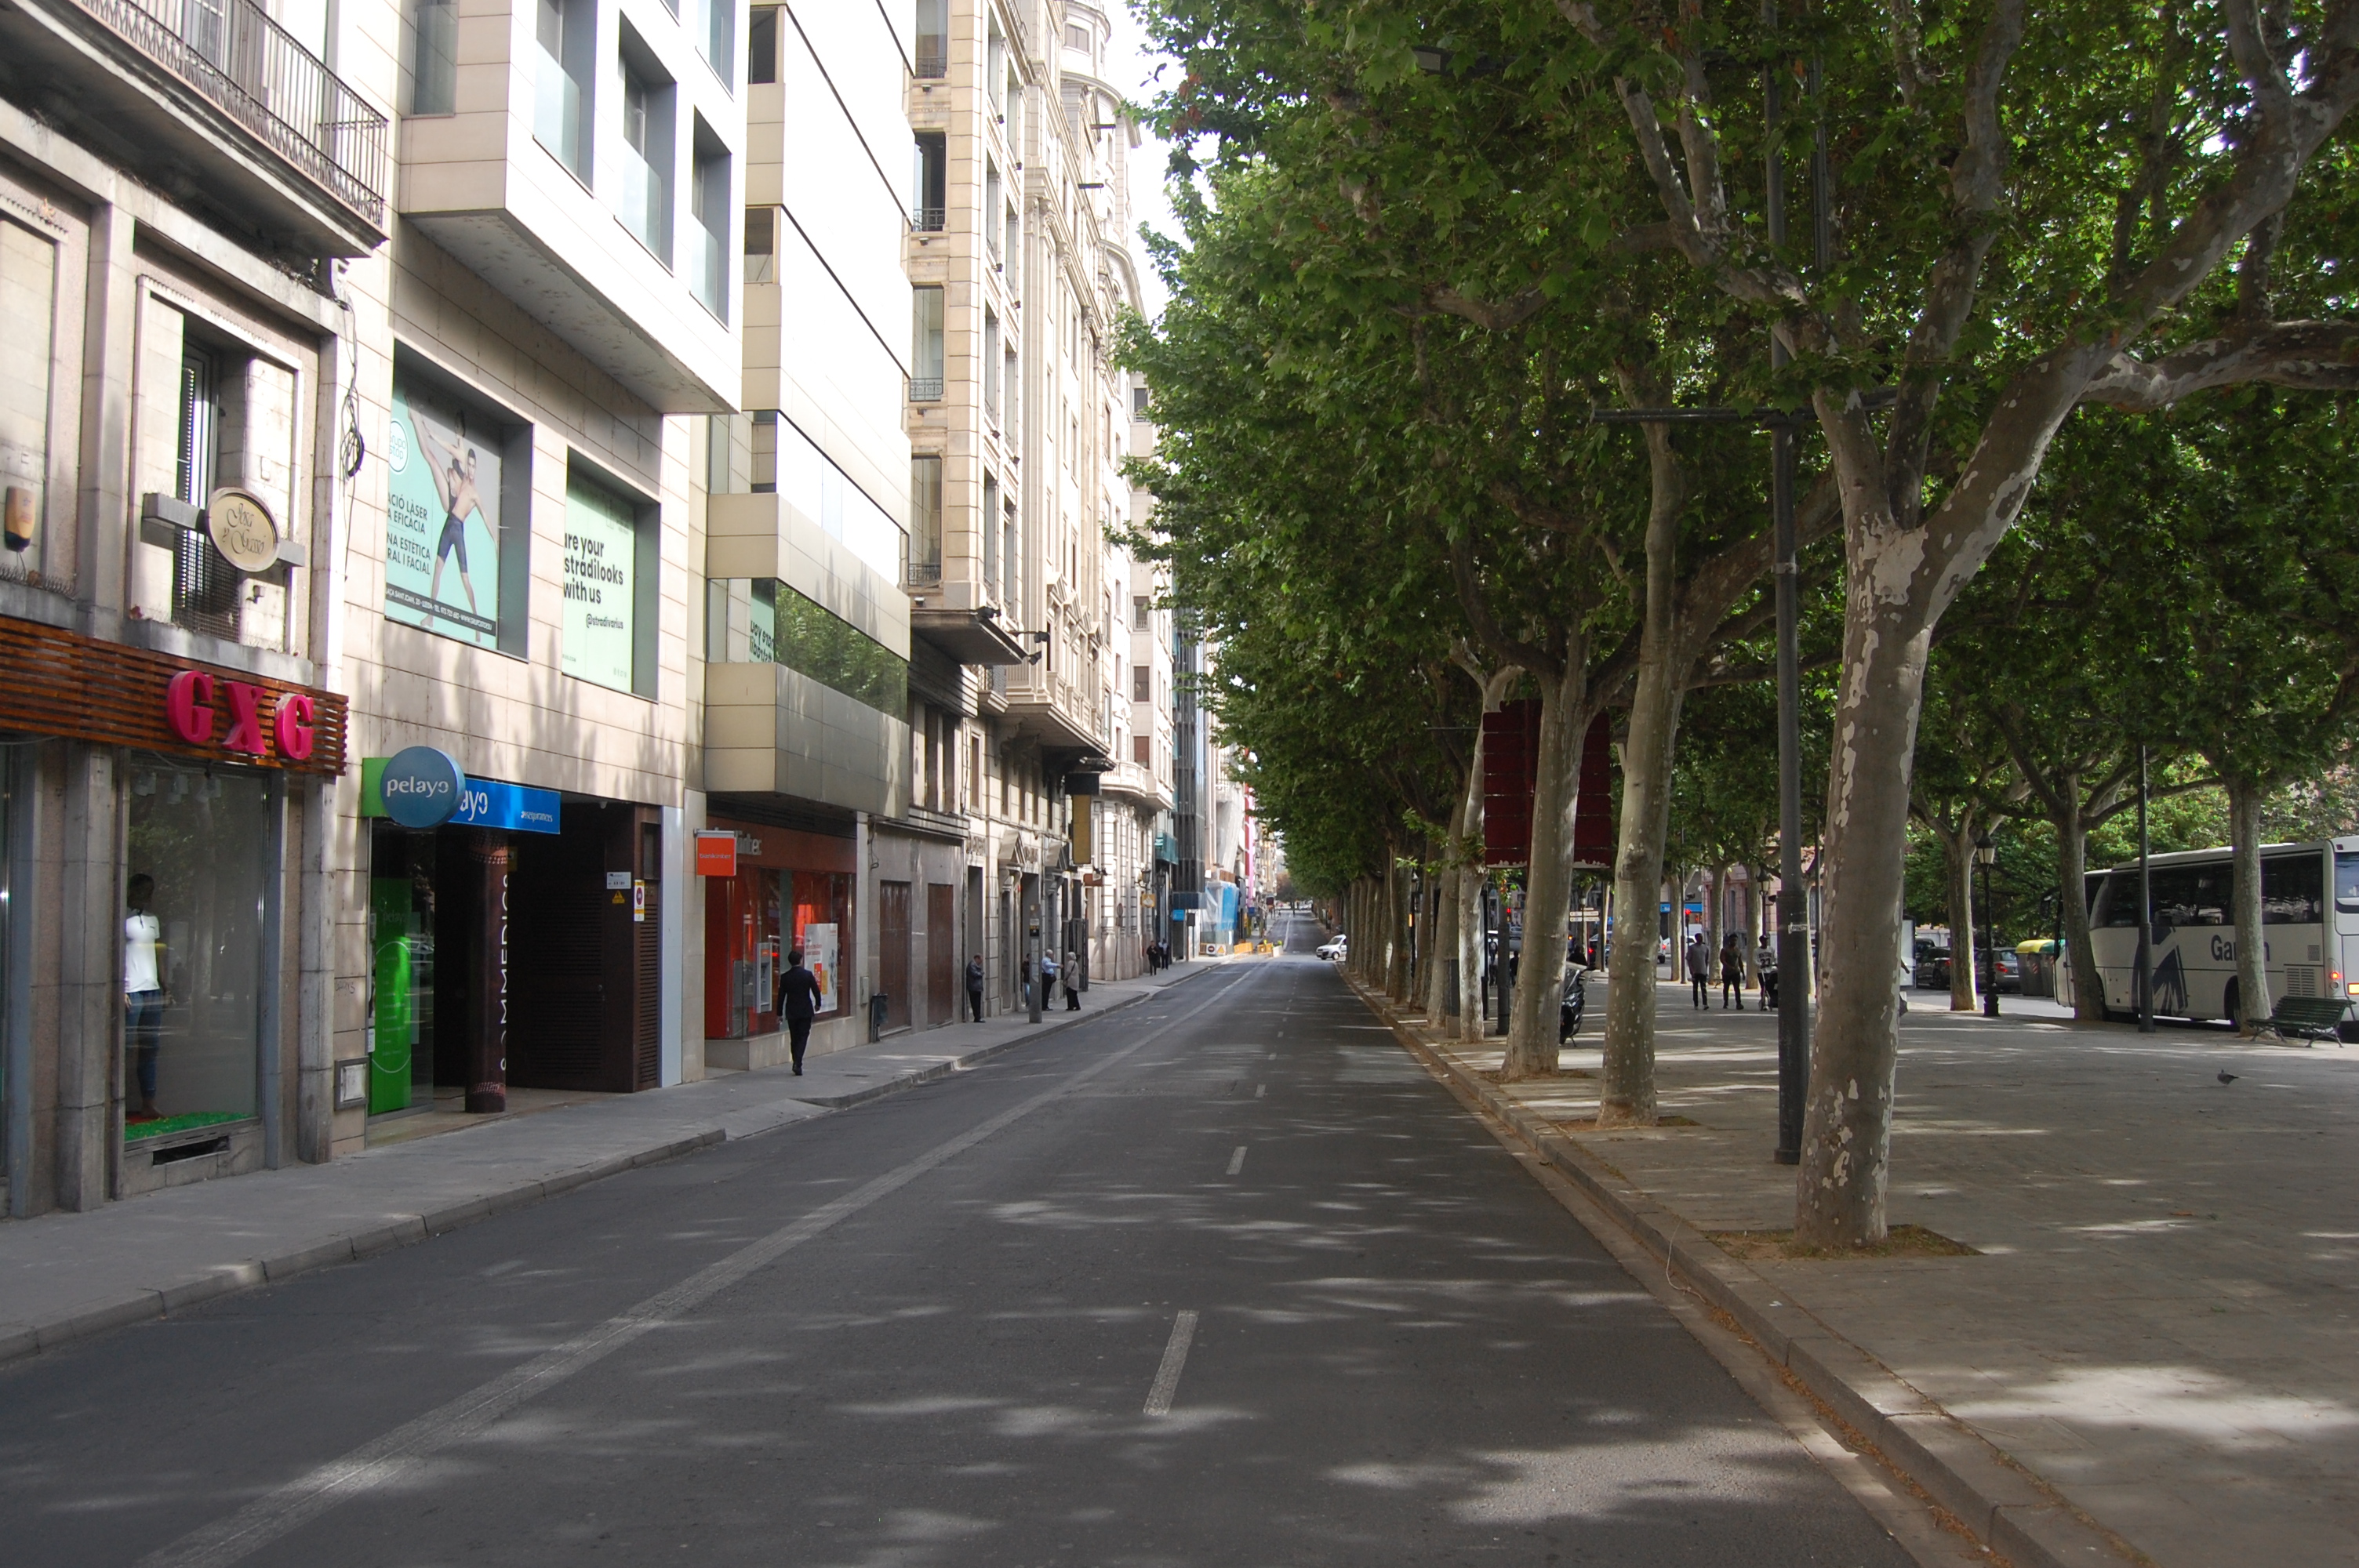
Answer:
xmin=1978 ymin=948 xmax=2024 ymax=994
xmin=1316 ymin=935 xmax=1347 ymax=962
xmin=1913 ymin=939 xmax=1951 ymax=990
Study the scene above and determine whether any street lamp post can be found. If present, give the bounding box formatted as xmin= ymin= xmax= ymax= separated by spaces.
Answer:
xmin=1975 ymin=833 xmax=1999 ymax=1019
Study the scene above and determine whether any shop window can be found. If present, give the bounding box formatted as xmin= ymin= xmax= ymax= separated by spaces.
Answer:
xmin=704 ymin=853 xmax=852 ymax=1037
xmin=387 ymin=351 xmax=531 ymax=657
xmin=123 ymin=764 xmax=274 ymax=1143
xmin=562 ymin=463 xmax=658 ymax=698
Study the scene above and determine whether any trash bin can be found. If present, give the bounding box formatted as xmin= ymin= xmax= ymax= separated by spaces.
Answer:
xmin=868 ymin=993 xmax=889 ymax=1042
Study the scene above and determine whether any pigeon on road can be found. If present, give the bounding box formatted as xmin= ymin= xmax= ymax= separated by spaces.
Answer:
xmin=2217 ymin=1070 xmax=2239 ymax=1083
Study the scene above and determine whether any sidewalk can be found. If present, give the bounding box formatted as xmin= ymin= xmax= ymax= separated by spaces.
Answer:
xmin=0 ymin=958 xmax=1230 ymax=1368
xmin=1360 ymin=973 xmax=2357 ymax=1568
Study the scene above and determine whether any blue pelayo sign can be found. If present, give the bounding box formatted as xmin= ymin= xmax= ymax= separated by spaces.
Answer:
xmin=450 ymin=778 xmax=562 ymax=834
xmin=379 ymin=746 xmax=464 ymax=829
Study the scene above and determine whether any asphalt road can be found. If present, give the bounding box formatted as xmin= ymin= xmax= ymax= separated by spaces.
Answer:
xmin=0 ymin=916 xmax=1911 ymax=1567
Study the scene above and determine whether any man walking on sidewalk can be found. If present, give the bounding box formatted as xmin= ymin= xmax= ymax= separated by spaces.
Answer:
xmin=777 ymin=947 xmax=820 ymax=1075
xmin=965 ymin=953 xmax=986 ymax=1022
xmin=1687 ymin=931 xmax=1712 ymax=1010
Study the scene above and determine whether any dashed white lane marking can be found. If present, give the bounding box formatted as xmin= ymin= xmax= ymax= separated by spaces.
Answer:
xmin=140 ymin=978 xmax=1244 ymax=1568
xmin=1255 ymin=1083 xmax=1267 ymax=1098
xmin=1227 ymin=1145 xmax=1247 ymax=1175
xmin=1143 ymin=1310 xmax=1201 ymax=1416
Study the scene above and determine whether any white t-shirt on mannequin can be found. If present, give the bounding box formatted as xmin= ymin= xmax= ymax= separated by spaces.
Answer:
xmin=125 ymin=910 xmax=162 ymax=995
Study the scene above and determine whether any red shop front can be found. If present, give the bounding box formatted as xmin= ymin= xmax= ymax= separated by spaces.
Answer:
xmin=702 ymin=818 xmax=855 ymax=1044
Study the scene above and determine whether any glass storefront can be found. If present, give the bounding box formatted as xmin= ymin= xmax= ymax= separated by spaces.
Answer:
xmin=122 ymin=761 xmax=271 ymax=1143
xmin=368 ymin=822 xmax=438 ymax=1114
xmin=701 ymin=818 xmax=855 ymax=1040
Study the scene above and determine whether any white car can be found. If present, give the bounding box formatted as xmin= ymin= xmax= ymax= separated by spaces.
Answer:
xmin=1316 ymin=936 xmax=1347 ymax=961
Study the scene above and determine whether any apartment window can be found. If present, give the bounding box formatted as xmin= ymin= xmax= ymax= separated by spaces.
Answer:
xmin=1004 ymin=203 xmax=1019 ymax=273
xmin=743 ymin=205 xmax=775 ymax=283
xmin=983 ymin=310 xmax=1001 ymax=422
xmin=535 ymin=0 xmax=593 ymax=179
xmin=916 ymin=0 xmax=947 ymax=78
xmin=697 ymin=0 xmax=732 ymax=84
xmin=986 ymin=19 xmax=1005 ymax=106
xmin=619 ymin=48 xmax=674 ymax=263
xmin=1002 ymin=347 xmax=1019 ymax=438
xmin=1065 ymin=23 xmax=1090 ymax=51
xmin=1132 ymin=594 xmax=1149 ymax=630
xmin=909 ymin=455 xmax=943 ymax=586
xmin=911 ymin=286 xmax=944 ymax=401
xmin=912 ymin=133 xmax=946 ymax=231
xmin=1001 ymin=499 xmax=1017 ymax=607
xmin=982 ymin=472 xmax=999 ymax=593
xmin=751 ymin=408 xmax=777 ymax=492
xmin=1133 ymin=735 xmax=1149 ymax=768
xmin=747 ymin=7 xmax=778 ymax=83
xmin=984 ymin=162 xmax=1002 ymax=260
xmin=1133 ymin=385 xmax=1150 ymax=416
xmin=1132 ymin=666 xmax=1150 ymax=703
xmin=172 ymin=347 xmax=235 ymax=640
xmin=690 ymin=128 xmax=730 ymax=318
xmin=1062 ymin=83 xmax=1084 ymax=141
xmin=406 ymin=0 xmax=457 ymax=114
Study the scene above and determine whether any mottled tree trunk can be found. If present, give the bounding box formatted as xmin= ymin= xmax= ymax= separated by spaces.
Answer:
xmin=1502 ymin=662 xmax=1590 ymax=1080
xmin=1943 ymin=822 xmax=1981 ymax=1013
xmin=1706 ymin=865 xmax=1727 ymax=976
xmin=1744 ymin=869 xmax=1765 ymax=985
xmin=2054 ymin=785 xmax=2106 ymax=1021
xmin=2226 ymin=774 xmax=2274 ymax=1036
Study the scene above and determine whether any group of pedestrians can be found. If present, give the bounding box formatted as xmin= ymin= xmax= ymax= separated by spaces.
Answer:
xmin=1143 ymin=938 xmax=1174 ymax=973
xmin=1684 ymin=930 xmax=1779 ymax=1011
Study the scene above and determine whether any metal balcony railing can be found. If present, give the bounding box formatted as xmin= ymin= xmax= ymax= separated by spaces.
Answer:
xmin=908 ymin=376 xmax=944 ymax=401
xmin=75 ymin=0 xmax=387 ymax=224
xmin=903 ymin=558 xmax=942 ymax=589
xmin=911 ymin=205 xmax=946 ymax=232
xmin=914 ymin=41 xmax=947 ymax=78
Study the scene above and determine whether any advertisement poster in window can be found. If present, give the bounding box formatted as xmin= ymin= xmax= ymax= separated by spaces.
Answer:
xmin=385 ymin=382 xmax=503 ymax=646
xmin=801 ymin=921 xmax=838 ymax=1014
xmin=562 ymin=475 xmax=636 ymax=691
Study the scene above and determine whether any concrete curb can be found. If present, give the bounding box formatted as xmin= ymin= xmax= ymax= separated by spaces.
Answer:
xmin=1350 ymin=978 xmax=2136 ymax=1568
xmin=0 ymin=967 xmax=1227 ymax=1372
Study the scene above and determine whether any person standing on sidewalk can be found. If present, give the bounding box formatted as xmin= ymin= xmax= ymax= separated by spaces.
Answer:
xmin=124 ymin=873 xmax=167 ymax=1123
xmin=1686 ymin=931 xmax=1712 ymax=1010
xmin=776 ymin=947 xmax=820 ymax=1075
xmin=1757 ymin=937 xmax=1779 ymax=1011
xmin=1061 ymin=949 xmax=1082 ymax=1011
xmin=965 ymin=953 xmax=986 ymax=1022
xmin=1720 ymin=932 xmax=1747 ymax=1011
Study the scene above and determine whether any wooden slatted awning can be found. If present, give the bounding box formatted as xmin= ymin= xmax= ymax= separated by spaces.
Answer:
xmin=0 ymin=613 xmax=347 ymax=775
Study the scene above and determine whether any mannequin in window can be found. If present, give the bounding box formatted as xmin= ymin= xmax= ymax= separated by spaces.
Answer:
xmin=124 ymin=873 xmax=167 ymax=1123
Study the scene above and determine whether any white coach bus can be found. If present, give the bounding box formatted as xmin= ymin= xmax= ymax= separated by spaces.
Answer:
xmin=2084 ymin=838 xmax=2359 ymax=1025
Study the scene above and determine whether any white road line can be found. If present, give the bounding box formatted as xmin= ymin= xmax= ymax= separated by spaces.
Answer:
xmin=1142 ymin=1310 xmax=1201 ymax=1416
xmin=1226 ymin=1145 xmax=1247 ymax=1175
xmin=1255 ymin=1083 xmax=1267 ymax=1098
xmin=140 ymin=977 xmax=1249 ymax=1568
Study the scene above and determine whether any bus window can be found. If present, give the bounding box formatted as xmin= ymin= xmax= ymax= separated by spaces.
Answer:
xmin=2150 ymin=866 xmax=2228 ymax=929
xmin=2090 ymin=872 xmax=2143 ymax=927
xmin=2336 ymin=851 xmax=2359 ymax=916
xmin=2263 ymin=854 xmax=2324 ymax=924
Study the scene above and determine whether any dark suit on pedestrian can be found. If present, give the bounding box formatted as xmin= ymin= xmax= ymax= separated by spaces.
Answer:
xmin=778 ymin=962 xmax=821 ymax=1073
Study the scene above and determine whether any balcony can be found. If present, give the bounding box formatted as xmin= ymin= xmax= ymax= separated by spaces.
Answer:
xmin=909 ymin=377 xmax=945 ymax=402
xmin=911 ymin=205 xmax=946 ymax=233
xmin=0 ymin=0 xmax=388 ymax=255
xmin=914 ymin=41 xmax=947 ymax=78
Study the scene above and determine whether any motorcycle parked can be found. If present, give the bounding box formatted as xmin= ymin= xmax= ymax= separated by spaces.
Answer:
xmin=1559 ymin=966 xmax=1589 ymax=1043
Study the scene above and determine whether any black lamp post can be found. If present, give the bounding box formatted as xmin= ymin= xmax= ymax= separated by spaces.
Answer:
xmin=1975 ymin=832 xmax=2000 ymax=1019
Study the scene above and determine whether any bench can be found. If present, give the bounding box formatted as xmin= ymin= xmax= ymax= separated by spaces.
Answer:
xmin=2267 ymin=994 xmax=2349 ymax=1045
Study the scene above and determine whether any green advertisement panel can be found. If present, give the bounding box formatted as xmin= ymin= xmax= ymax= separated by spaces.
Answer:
xmin=387 ymin=379 xmax=503 ymax=647
xmin=369 ymin=876 xmax=427 ymax=1114
xmin=562 ymin=474 xmax=637 ymax=691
